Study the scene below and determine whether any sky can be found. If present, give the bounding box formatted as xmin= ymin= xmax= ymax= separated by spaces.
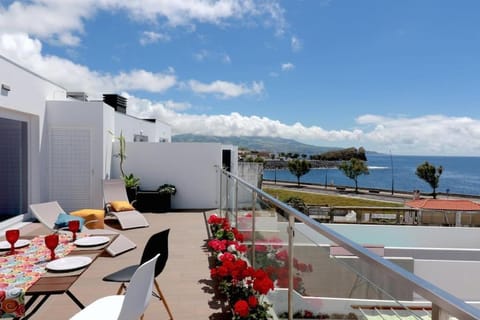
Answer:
xmin=1 ymin=0 xmax=480 ymax=156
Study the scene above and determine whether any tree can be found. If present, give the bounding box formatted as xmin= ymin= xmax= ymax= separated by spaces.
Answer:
xmin=416 ymin=161 xmax=443 ymax=199
xmin=287 ymin=159 xmax=312 ymax=186
xmin=338 ymin=158 xmax=369 ymax=193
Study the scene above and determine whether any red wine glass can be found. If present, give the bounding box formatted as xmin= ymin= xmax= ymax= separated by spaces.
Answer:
xmin=45 ymin=234 xmax=59 ymax=260
xmin=68 ymin=220 xmax=80 ymax=242
xmin=5 ymin=229 xmax=20 ymax=255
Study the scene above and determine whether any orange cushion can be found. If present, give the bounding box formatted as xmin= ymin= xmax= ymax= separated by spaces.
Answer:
xmin=110 ymin=201 xmax=134 ymax=212
xmin=70 ymin=209 xmax=105 ymax=229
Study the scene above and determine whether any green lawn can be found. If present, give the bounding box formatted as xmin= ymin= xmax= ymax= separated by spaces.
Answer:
xmin=263 ymin=187 xmax=402 ymax=207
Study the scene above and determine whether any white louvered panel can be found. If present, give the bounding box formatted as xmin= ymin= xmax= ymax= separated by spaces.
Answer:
xmin=49 ymin=128 xmax=92 ymax=212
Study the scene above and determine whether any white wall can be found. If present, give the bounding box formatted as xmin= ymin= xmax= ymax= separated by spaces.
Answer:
xmin=0 ymin=54 xmax=67 ymax=209
xmin=46 ymin=100 xmax=111 ymax=209
xmin=111 ymin=142 xmax=222 ymax=209
xmin=415 ymin=259 xmax=480 ymax=301
xmin=155 ymin=120 xmax=171 ymax=142
xmin=114 ymin=112 xmax=159 ymax=142
xmin=297 ymin=223 xmax=480 ymax=249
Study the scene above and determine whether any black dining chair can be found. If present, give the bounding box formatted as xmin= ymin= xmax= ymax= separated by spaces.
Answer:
xmin=102 ymin=229 xmax=174 ymax=319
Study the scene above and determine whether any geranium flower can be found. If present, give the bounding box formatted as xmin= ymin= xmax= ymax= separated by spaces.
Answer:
xmin=247 ymin=295 xmax=258 ymax=308
xmin=275 ymin=249 xmax=288 ymax=261
xmin=234 ymin=299 xmax=250 ymax=317
xmin=253 ymin=271 xmax=274 ymax=295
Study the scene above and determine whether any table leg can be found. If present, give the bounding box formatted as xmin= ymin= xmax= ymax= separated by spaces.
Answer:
xmin=19 ymin=294 xmax=51 ymax=320
xmin=66 ymin=290 xmax=85 ymax=309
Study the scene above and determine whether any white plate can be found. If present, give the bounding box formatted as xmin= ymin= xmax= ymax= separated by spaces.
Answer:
xmin=46 ymin=256 xmax=93 ymax=271
xmin=0 ymin=239 xmax=31 ymax=250
xmin=74 ymin=236 xmax=110 ymax=247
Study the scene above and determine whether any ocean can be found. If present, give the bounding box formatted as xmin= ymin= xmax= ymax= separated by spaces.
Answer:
xmin=262 ymin=154 xmax=480 ymax=196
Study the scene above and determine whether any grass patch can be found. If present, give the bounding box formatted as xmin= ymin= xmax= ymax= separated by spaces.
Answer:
xmin=263 ymin=187 xmax=402 ymax=207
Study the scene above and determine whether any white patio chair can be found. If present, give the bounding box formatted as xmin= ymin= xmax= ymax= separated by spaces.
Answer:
xmin=29 ymin=201 xmax=136 ymax=256
xmin=103 ymin=179 xmax=149 ymax=230
xmin=69 ymin=254 xmax=160 ymax=320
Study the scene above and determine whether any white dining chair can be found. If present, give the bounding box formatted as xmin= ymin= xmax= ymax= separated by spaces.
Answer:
xmin=69 ymin=253 xmax=159 ymax=320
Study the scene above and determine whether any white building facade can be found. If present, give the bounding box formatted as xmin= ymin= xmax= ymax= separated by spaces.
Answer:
xmin=0 ymin=54 xmax=237 ymax=222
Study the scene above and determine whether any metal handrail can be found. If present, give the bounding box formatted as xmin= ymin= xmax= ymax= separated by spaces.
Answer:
xmin=220 ymin=169 xmax=480 ymax=320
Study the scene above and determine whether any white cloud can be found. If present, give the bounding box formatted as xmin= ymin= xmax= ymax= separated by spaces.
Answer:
xmin=355 ymin=114 xmax=480 ymax=155
xmin=139 ymin=31 xmax=170 ymax=45
xmin=188 ymin=80 xmax=264 ymax=98
xmin=291 ymin=35 xmax=302 ymax=52
xmin=0 ymin=0 xmax=286 ymax=46
xmin=0 ymin=33 xmax=177 ymax=97
xmin=125 ymin=96 xmax=480 ymax=155
xmin=281 ymin=62 xmax=295 ymax=71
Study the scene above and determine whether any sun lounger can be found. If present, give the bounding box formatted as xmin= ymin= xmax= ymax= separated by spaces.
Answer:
xmin=103 ymin=179 xmax=150 ymax=230
xmin=29 ymin=201 xmax=136 ymax=256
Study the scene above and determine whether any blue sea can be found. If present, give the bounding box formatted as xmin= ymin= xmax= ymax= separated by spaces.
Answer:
xmin=263 ymin=154 xmax=480 ymax=196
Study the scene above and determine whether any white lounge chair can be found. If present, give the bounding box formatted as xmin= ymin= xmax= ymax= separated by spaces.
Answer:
xmin=29 ymin=201 xmax=137 ymax=257
xmin=70 ymin=254 xmax=160 ymax=320
xmin=103 ymin=179 xmax=150 ymax=230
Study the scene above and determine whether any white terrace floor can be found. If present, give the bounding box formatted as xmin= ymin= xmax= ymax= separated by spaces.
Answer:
xmin=14 ymin=211 xmax=220 ymax=320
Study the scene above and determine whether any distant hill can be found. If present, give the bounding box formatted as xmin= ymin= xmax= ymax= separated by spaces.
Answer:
xmin=172 ymin=134 xmax=340 ymax=155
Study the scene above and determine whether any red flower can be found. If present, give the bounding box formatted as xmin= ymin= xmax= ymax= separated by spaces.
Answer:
xmin=304 ymin=310 xmax=314 ymax=317
xmin=236 ymin=243 xmax=247 ymax=253
xmin=275 ymin=249 xmax=288 ymax=261
xmin=207 ymin=214 xmax=219 ymax=224
xmin=255 ymin=244 xmax=268 ymax=252
xmin=219 ymin=252 xmax=236 ymax=262
xmin=247 ymin=295 xmax=258 ymax=308
xmin=210 ymin=268 xmax=218 ymax=279
xmin=234 ymin=300 xmax=250 ymax=317
xmin=217 ymin=265 xmax=229 ymax=277
xmin=253 ymin=271 xmax=274 ymax=294
xmin=208 ymin=239 xmax=227 ymax=252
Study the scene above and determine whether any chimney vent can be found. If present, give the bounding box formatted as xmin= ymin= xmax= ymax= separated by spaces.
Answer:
xmin=103 ymin=94 xmax=127 ymax=114
xmin=67 ymin=92 xmax=88 ymax=101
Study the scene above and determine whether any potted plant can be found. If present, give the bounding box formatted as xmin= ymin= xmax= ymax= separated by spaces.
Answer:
xmin=157 ymin=184 xmax=177 ymax=211
xmin=124 ymin=173 xmax=140 ymax=202
xmin=111 ymin=131 xmax=140 ymax=202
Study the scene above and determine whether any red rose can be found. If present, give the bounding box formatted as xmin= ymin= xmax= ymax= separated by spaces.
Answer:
xmin=234 ymin=300 xmax=250 ymax=317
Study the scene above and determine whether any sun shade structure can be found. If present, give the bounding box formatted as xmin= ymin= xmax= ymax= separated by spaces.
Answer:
xmin=405 ymin=199 xmax=480 ymax=211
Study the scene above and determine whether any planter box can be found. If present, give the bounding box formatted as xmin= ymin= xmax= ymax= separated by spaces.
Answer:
xmin=136 ymin=191 xmax=171 ymax=213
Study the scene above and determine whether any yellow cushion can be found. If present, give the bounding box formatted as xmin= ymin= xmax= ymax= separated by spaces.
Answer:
xmin=70 ymin=209 xmax=105 ymax=229
xmin=109 ymin=201 xmax=134 ymax=212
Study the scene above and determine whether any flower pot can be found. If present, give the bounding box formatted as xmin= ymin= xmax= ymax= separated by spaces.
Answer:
xmin=126 ymin=186 xmax=137 ymax=203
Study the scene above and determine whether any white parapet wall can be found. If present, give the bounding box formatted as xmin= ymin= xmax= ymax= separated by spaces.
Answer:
xmin=111 ymin=141 xmax=223 ymax=209
xmin=296 ymin=223 xmax=480 ymax=249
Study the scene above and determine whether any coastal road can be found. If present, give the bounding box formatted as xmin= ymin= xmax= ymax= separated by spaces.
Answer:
xmin=261 ymin=180 xmax=480 ymax=204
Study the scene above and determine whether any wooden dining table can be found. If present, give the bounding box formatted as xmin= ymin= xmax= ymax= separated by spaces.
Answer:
xmin=0 ymin=233 xmax=118 ymax=320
